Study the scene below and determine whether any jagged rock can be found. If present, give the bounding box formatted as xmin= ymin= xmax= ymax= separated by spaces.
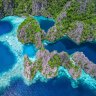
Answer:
xmin=2 ymin=0 xmax=14 ymax=16
xmin=32 ymin=0 xmax=48 ymax=16
xmin=24 ymin=49 xmax=82 ymax=80
xmin=57 ymin=1 xmax=71 ymax=22
xmin=46 ymin=25 xmax=58 ymax=42
xmin=67 ymin=22 xmax=84 ymax=43
xmin=72 ymin=52 xmax=96 ymax=79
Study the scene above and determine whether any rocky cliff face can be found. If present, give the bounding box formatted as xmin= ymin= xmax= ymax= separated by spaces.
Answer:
xmin=0 ymin=0 xmax=50 ymax=19
xmin=24 ymin=49 xmax=81 ymax=80
xmin=0 ymin=0 xmax=14 ymax=18
xmin=32 ymin=0 xmax=48 ymax=16
xmin=24 ymin=50 xmax=96 ymax=81
xmin=72 ymin=52 xmax=96 ymax=79
xmin=2 ymin=0 xmax=14 ymax=16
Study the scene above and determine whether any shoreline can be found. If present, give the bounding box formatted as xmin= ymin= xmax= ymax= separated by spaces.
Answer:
xmin=0 ymin=16 xmax=96 ymax=91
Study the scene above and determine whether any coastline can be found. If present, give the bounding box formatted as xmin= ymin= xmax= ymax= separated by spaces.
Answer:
xmin=0 ymin=16 xmax=96 ymax=91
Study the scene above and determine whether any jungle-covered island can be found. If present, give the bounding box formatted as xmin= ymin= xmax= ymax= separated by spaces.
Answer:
xmin=0 ymin=0 xmax=96 ymax=81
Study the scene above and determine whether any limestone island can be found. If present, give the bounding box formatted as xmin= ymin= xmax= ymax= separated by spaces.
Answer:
xmin=17 ymin=16 xmax=96 ymax=81
xmin=1 ymin=0 xmax=96 ymax=81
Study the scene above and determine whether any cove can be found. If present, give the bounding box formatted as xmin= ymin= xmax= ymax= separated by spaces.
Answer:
xmin=1 ymin=77 xmax=96 ymax=96
xmin=23 ymin=44 xmax=37 ymax=58
xmin=34 ymin=16 xmax=55 ymax=32
xmin=23 ymin=16 xmax=55 ymax=57
xmin=0 ymin=42 xmax=16 ymax=73
xmin=0 ymin=20 xmax=13 ymax=36
xmin=45 ymin=37 xmax=96 ymax=64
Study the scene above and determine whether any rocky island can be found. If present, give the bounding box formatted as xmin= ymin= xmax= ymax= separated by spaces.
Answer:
xmin=0 ymin=0 xmax=96 ymax=82
xmin=12 ymin=0 xmax=96 ymax=81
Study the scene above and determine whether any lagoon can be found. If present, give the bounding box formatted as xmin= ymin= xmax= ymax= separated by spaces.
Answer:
xmin=0 ymin=16 xmax=96 ymax=96
xmin=45 ymin=37 xmax=96 ymax=64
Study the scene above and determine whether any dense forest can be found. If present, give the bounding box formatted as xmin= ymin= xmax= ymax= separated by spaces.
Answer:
xmin=0 ymin=0 xmax=96 ymax=43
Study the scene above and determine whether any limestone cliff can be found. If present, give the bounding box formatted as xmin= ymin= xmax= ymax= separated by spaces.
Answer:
xmin=72 ymin=52 xmax=96 ymax=79
xmin=24 ymin=50 xmax=81 ymax=80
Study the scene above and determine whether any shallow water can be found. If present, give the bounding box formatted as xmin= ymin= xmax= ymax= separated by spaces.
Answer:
xmin=45 ymin=37 xmax=96 ymax=64
xmin=23 ymin=44 xmax=37 ymax=58
xmin=0 ymin=16 xmax=96 ymax=96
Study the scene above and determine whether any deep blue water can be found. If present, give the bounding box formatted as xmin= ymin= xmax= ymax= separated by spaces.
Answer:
xmin=23 ymin=44 xmax=37 ymax=58
xmin=45 ymin=37 xmax=96 ymax=64
xmin=34 ymin=16 xmax=55 ymax=32
xmin=0 ymin=20 xmax=13 ymax=36
xmin=0 ymin=42 xmax=16 ymax=73
xmin=1 ymin=77 xmax=96 ymax=96
xmin=0 ymin=16 xmax=96 ymax=96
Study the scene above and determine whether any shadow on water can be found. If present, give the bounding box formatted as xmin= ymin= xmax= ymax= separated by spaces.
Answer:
xmin=1 ymin=77 xmax=96 ymax=96
xmin=0 ymin=42 xmax=16 ymax=73
xmin=45 ymin=37 xmax=96 ymax=64
xmin=39 ymin=19 xmax=55 ymax=32
xmin=34 ymin=16 xmax=55 ymax=32
xmin=0 ymin=21 xmax=13 ymax=36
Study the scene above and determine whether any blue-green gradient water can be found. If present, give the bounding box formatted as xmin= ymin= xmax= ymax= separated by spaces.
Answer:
xmin=0 ymin=16 xmax=96 ymax=96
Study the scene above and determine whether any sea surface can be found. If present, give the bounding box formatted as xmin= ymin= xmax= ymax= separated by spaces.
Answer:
xmin=45 ymin=37 xmax=96 ymax=64
xmin=0 ymin=16 xmax=96 ymax=96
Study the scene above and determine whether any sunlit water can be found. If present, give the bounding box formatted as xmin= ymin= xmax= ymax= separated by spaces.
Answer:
xmin=0 ymin=16 xmax=96 ymax=96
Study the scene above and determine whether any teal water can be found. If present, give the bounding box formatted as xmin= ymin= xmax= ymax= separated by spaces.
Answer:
xmin=23 ymin=44 xmax=37 ymax=58
xmin=0 ymin=16 xmax=96 ymax=96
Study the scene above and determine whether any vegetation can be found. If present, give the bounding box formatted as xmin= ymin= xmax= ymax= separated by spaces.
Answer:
xmin=45 ymin=0 xmax=96 ymax=43
xmin=64 ymin=60 xmax=80 ymax=75
xmin=48 ymin=54 xmax=61 ymax=69
xmin=0 ymin=0 xmax=2 ymax=9
xmin=36 ymin=58 xmax=43 ymax=72
xmin=17 ymin=17 xmax=42 ymax=44
xmin=47 ymin=0 xmax=70 ymax=19
xmin=13 ymin=0 xmax=32 ymax=16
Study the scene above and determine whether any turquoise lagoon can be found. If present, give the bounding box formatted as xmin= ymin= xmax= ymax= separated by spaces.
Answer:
xmin=0 ymin=16 xmax=96 ymax=96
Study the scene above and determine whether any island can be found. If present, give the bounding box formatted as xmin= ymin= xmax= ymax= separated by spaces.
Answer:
xmin=0 ymin=0 xmax=96 ymax=81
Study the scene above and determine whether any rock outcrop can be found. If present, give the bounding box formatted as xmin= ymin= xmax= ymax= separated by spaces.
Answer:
xmin=32 ymin=0 xmax=49 ymax=16
xmin=67 ymin=22 xmax=84 ymax=43
xmin=72 ymin=52 xmax=96 ymax=79
xmin=24 ymin=49 xmax=82 ymax=80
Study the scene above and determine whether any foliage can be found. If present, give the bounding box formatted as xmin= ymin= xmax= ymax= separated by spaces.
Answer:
xmin=17 ymin=17 xmax=42 ymax=44
xmin=36 ymin=58 xmax=43 ymax=72
xmin=0 ymin=0 xmax=3 ymax=9
xmin=46 ymin=0 xmax=96 ymax=43
xmin=47 ymin=0 xmax=69 ymax=19
xmin=13 ymin=0 xmax=32 ymax=16
xmin=48 ymin=54 xmax=61 ymax=69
